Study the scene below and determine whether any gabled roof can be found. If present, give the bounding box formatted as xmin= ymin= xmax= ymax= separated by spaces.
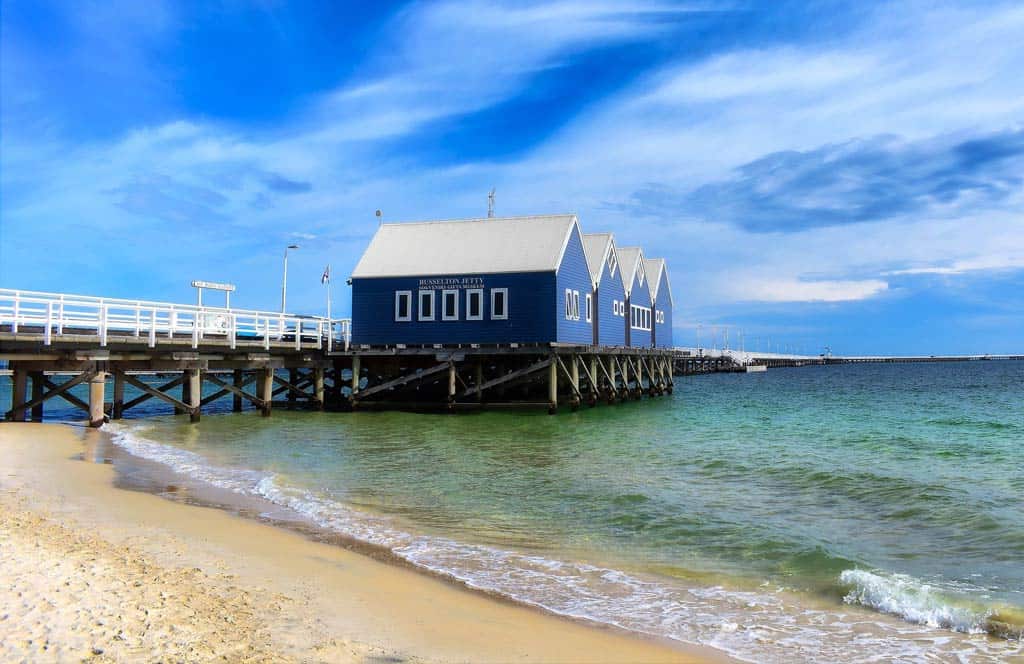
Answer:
xmin=582 ymin=232 xmax=614 ymax=285
xmin=351 ymin=214 xmax=580 ymax=278
xmin=615 ymin=246 xmax=646 ymax=296
xmin=643 ymin=258 xmax=674 ymax=306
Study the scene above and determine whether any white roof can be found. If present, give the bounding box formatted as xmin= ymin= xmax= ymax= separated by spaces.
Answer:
xmin=582 ymin=233 xmax=613 ymax=284
xmin=351 ymin=214 xmax=580 ymax=278
xmin=643 ymin=258 xmax=673 ymax=306
xmin=616 ymin=246 xmax=645 ymax=296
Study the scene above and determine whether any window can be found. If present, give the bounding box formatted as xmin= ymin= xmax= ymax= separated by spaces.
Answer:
xmin=585 ymin=294 xmax=592 ymax=323
xmin=395 ymin=291 xmax=412 ymax=322
xmin=466 ymin=289 xmax=483 ymax=320
xmin=630 ymin=305 xmax=652 ymax=331
xmin=613 ymin=299 xmax=621 ymax=316
xmin=491 ymin=288 xmax=508 ymax=320
xmin=441 ymin=290 xmax=458 ymax=320
xmin=418 ymin=290 xmax=435 ymax=321
xmin=565 ymin=289 xmax=581 ymax=321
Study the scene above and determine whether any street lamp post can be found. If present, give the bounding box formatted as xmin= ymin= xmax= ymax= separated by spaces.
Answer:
xmin=281 ymin=244 xmax=299 ymax=313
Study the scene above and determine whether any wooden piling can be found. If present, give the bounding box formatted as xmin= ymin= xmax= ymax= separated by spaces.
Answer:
xmin=447 ymin=362 xmax=457 ymax=410
xmin=30 ymin=371 xmax=44 ymax=421
xmin=548 ymin=357 xmax=558 ymax=414
xmin=112 ymin=370 xmax=125 ymax=419
xmin=11 ymin=369 xmax=28 ymax=422
xmin=570 ymin=354 xmax=580 ymax=410
xmin=314 ymin=368 xmax=325 ymax=410
xmin=260 ymin=368 xmax=273 ymax=416
xmin=188 ymin=369 xmax=201 ymax=423
xmin=89 ymin=372 xmax=106 ymax=428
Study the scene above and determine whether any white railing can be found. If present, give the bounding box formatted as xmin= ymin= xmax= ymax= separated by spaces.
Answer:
xmin=0 ymin=289 xmax=350 ymax=351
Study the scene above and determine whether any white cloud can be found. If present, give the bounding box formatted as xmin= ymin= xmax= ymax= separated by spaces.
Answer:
xmin=728 ymin=278 xmax=889 ymax=303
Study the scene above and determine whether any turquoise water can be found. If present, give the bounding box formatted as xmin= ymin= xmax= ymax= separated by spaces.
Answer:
xmin=8 ymin=361 xmax=1024 ymax=661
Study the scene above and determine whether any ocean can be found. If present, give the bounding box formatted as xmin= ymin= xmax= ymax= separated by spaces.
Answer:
xmin=5 ymin=360 xmax=1023 ymax=661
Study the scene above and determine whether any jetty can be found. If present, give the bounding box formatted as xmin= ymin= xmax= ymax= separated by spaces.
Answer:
xmin=0 ymin=289 xmax=675 ymax=424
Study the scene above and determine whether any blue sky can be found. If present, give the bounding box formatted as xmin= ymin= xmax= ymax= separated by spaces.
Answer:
xmin=2 ymin=0 xmax=1022 ymax=355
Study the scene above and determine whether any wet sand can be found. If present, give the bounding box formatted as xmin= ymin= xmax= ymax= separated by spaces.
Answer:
xmin=0 ymin=423 xmax=728 ymax=663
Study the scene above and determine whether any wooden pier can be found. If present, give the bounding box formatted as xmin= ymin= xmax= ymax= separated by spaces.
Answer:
xmin=1 ymin=290 xmax=674 ymax=423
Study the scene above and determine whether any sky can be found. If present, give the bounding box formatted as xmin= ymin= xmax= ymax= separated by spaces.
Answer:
xmin=2 ymin=0 xmax=1023 ymax=355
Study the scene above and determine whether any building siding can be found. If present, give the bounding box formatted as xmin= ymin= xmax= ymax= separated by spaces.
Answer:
xmin=594 ymin=258 xmax=626 ymax=347
xmin=351 ymin=271 xmax=556 ymax=345
xmin=652 ymin=270 xmax=673 ymax=348
xmin=627 ymin=268 xmax=653 ymax=348
xmin=554 ymin=225 xmax=596 ymax=345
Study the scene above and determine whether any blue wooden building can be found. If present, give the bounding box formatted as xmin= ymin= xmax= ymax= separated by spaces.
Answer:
xmin=349 ymin=215 xmax=595 ymax=346
xmin=582 ymin=232 xmax=627 ymax=347
xmin=644 ymin=258 xmax=673 ymax=348
xmin=615 ymin=246 xmax=653 ymax=348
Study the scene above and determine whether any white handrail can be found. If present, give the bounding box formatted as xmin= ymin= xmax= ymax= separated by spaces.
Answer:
xmin=0 ymin=288 xmax=351 ymax=350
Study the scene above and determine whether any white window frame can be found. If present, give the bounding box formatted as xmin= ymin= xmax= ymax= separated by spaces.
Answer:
xmin=491 ymin=288 xmax=508 ymax=320
xmin=418 ymin=289 xmax=435 ymax=321
xmin=585 ymin=293 xmax=592 ymax=323
xmin=564 ymin=288 xmax=573 ymax=320
xmin=607 ymin=252 xmax=617 ymax=277
xmin=466 ymin=288 xmax=483 ymax=321
xmin=441 ymin=289 xmax=459 ymax=321
xmin=395 ymin=290 xmax=412 ymax=322
xmin=572 ymin=290 xmax=580 ymax=321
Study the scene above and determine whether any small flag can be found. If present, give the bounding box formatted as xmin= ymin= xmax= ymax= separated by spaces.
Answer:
xmin=321 ymin=265 xmax=331 ymax=284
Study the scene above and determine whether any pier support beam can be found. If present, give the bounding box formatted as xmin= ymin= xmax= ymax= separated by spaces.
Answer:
xmin=548 ymin=358 xmax=558 ymax=415
xmin=112 ymin=370 xmax=125 ymax=419
xmin=176 ymin=371 xmax=189 ymax=415
xmin=89 ymin=372 xmax=106 ymax=428
xmin=288 ymin=369 xmax=299 ymax=409
xmin=187 ymin=369 xmax=201 ymax=423
xmin=314 ymin=368 xmax=325 ymax=410
xmin=10 ymin=369 xmax=28 ymax=422
xmin=570 ymin=354 xmax=580 ymax=410
xmin=30 ymin=371 xmax=44 ymax=421
xmin=232 ymin=369 xmax=243 ymax=412
xmin=447 ymin=362 xmax=457 ymax=410
xmin=351 ymin=357 xmax=360 ymax=398
xmin=260 ymin=368 xmax=273 ymax=417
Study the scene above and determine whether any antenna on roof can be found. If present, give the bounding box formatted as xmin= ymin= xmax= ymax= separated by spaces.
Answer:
xmin=375 ymin=209 xmax=383 ymax=226
xmin=487 ymin=188 xmax=496 ymax=218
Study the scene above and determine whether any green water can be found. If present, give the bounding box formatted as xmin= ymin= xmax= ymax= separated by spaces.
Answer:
xmin=71 ymin=362 xmax=1024 ymax=660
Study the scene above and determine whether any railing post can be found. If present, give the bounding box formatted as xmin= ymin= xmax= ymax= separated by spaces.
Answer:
xmin=134 ymin=306 xmax=141 ymax=337
xmin=11 ymin=292 xmax=19 ymax=333
xmin=99 ymin=304 xmax=108 ymax=346
xmin=295 ymin=320 xmax=302 ymax=350
xmin=149 ymin=309 xmax=157 ymax=347
xmin=191 ymin=314 xmax=199 ymax=349
xmin=58 ymin=294 xmax=65 ymax=335
xmin=229 ymin=313 xmax=237 ymax=350
xmin=169 ymin=308 xmax=177 ymax=339
xmin=327 ymin=320 xmax=333 ymax=353
xmin=263 ymin=318 xmax=270 ymax=350
xmin=44 ymin=301 xmax=53 ymax=345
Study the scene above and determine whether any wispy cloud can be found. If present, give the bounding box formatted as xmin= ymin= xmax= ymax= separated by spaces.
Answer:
xmin=615 ymin=128 xmax=1024 ymax=232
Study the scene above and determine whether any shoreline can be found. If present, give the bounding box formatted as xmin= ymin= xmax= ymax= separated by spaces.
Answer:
xmin=0 ymin=422 xmax=728 ymax=663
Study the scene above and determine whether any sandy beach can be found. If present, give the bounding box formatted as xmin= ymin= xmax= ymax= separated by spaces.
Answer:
xmin=0 ymin=422 xmax=724 ymax=663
